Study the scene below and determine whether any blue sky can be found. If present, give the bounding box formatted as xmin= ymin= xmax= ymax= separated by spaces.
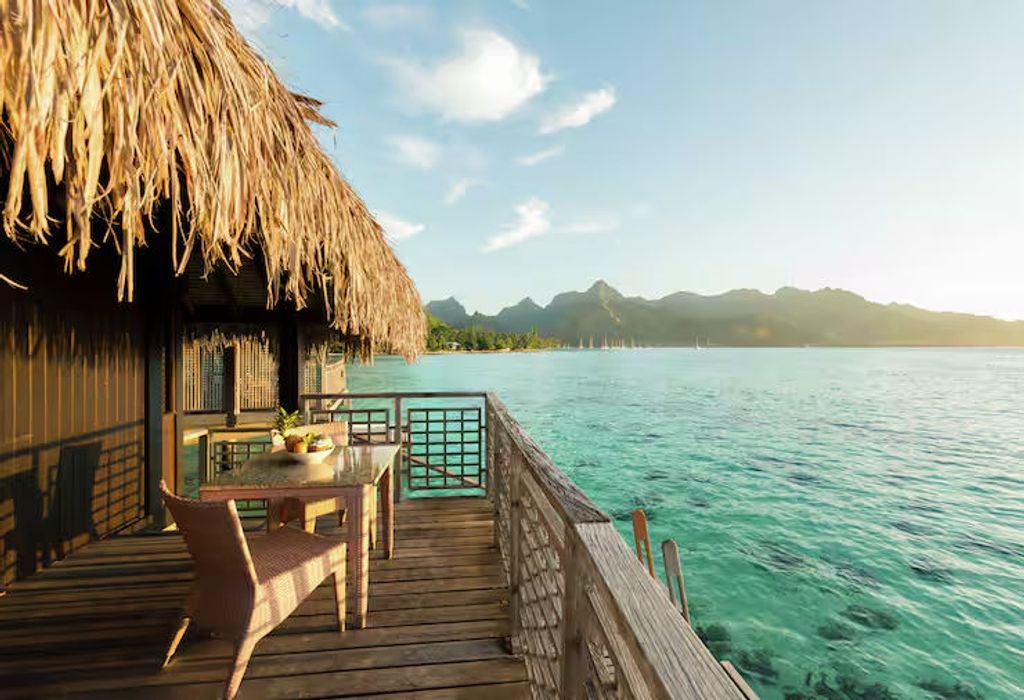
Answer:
xmin=226 ymin=0 xmax=1024 ymax=319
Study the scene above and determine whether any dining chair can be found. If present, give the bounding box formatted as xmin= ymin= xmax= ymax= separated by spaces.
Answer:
xmin=160 ymin=482 xmax=346 ymax=699
xmin=271 ymin=422 xmax=379 ymax=547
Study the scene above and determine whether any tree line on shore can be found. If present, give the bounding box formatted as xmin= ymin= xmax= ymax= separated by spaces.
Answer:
xmin=426 ymin=315 xmax=561 ymax=352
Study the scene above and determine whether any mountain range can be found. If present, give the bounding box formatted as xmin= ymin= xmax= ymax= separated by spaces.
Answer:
xmin=425 ymin=281 xmax=1024 ymax=347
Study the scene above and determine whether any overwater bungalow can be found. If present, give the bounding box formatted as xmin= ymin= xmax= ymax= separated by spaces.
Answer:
xmin=0 ymin=1 xmax=751 ymax=698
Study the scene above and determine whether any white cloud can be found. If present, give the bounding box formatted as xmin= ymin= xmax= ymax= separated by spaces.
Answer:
xmin=363 ymin=4 xmax=432 ymax=30
xmin=387 ymin=134 xmax=441 ymax=169
xmin=385 ymin=29 xmax=549 ymax=123
xmin=540 ymin=87 xmax=617 ymax=134
xmin=517 ymin=145 xmax=564 ymax=166
xmin=561 ymin=218 xmax=619 ymax=234
xmin=511 ymin=0 xmax=530 ymax=9
xmin=444 ymin=179 xmax=476 ymax=205
xmin=482 ymin=198 xmax=551 ymax=252
xmin=376 ymin=211 xmax=425 ymax=241
xmin=223 ymin=0 xmax=346 ymax=34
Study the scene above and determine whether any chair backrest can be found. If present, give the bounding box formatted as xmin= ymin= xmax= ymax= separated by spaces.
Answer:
xmin=160 ymin=482 xmax=257 ymax=589
xmin=303 ymin=422 xmax=349 ymax=440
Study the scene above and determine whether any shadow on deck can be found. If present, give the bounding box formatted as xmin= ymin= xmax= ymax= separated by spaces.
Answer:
xmin=0 ymin=497 xmax=528 ymax=699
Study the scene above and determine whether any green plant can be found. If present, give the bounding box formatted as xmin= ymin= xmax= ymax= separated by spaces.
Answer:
xmin=274 ymin=406 xmax=302 ymax=434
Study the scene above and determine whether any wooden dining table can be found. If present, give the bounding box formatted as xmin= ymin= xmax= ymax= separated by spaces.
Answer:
xmin=199 ymin=443 xmax=400 ymax=629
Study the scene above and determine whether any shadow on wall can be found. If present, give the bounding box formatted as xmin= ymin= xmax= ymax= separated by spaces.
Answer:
xmin=1 ymin=430 xmax=145 ymax=585
xmin=0 ymin=240 xmax=150 ymax=588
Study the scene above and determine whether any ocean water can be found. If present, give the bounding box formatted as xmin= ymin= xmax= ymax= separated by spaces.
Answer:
xmin=347 ymin=348 xmax=1024 ymax=700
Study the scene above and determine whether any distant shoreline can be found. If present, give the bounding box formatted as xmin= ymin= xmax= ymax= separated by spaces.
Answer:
xmin=418 ymin=345 xmax=1024 ymax=355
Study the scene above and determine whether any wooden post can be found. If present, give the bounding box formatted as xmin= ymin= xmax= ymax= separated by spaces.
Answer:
xmin=631 ymin=508 xmax=655 ymax=578
xmin=394 ymin=397 xmax=404 ymax=502
xmin=508 ymin=452 xmax=522 ymax=648
xmin=170 ymin=311 xmax=185 ymax=496
xmin=560 ymin=531 xmax=585 ymax=700
xmin=198 ymin=432 xmax=210 ymax=483
xmin=144 ymin=310 xmax=166 ymax=526
xmin=488 ymin=410 xmax=499 ymax=551
xmin=484 ymin=395 xmax=491 ymax=500
xmin=662 ymin=539 xmax=690 ymax=623
xmin=223 ymin=341 xmax=240 ymax=427
xmin=277 ymin=314 xmax=300 ymax=412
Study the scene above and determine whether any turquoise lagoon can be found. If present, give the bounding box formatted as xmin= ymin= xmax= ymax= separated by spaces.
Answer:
xmin=347 ymin=348 xmax=1024 ymax=700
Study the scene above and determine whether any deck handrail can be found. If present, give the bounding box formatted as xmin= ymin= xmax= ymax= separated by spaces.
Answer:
xmin=300 ymin=391 xmax=488 ymax=400
xmin=298 ymin=389 xmax=748 ymax=697
xmin=485 ymin=392 xmax=745 ymax=699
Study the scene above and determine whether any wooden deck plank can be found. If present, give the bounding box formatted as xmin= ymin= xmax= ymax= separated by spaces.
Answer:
xmin=7 ymin=640 xmax=517 ymax=693
xmin=343 ymin=683 xmax=530 ymax=700
xmin=0 ymin=496 xmax=525 ymax=699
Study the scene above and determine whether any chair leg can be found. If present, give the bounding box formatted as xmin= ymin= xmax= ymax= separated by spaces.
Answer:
xmin=337 ymin=508 xmax=347 ymax=527
xmin=332 ymin=570 xmax=346 ymax=632
xmin=162 ymin=615 xmax=191 ymax=669
xmin=224 ymin=635 xmax=258 ymax=700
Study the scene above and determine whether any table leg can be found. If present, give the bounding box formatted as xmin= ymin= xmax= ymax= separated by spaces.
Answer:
xmin=265 ymin=498 xmax=283 ymax=533
xmin=347 ymin=485 xmax=371 ymax=629
xmin=382 ymin=463 xmax=395 ymax=559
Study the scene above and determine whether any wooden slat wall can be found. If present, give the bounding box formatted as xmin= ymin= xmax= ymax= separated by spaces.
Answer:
xmin=0 ymin=268 xmax=147 ymax=588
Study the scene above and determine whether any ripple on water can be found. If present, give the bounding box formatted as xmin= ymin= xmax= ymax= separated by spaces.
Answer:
xmin=785 ymin=673 xmax=900 ymax=700
xmin=839 ymin=604 xmax=899 ymax=631
xmin=745 ymin=540 xmax=816 ymax=574
xmin=908 ymin=557 xmax=956 ymax=584
xmin=348 ymin=349 xmax=1024 ymax=700
xmin=955 ymin=533 xmax=1024 ymax=560
xmin=916 ymin=679 xmax=984 ymax=700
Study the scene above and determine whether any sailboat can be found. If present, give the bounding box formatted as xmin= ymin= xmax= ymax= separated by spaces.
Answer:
xmin=578 ymin=338 xmax=584 ymax=350
xmin=588 ymin=336 xmax=594 ymax=350
xmin=601 ymin=336 xmax=610 ymax=350
xmin=694 ymin=336 xmax=702 ymax=351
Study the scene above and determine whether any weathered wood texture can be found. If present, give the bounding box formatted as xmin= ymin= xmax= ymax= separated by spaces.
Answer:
xmin=0 ymin=253 xmax=147 ymax=588
xmin=0 ymin=497 xmax=528 ymax=698
xmin=486 ymin=394 xmax=607 ymax=525
xmin=486 ymin=393 xmax=745 ymax=700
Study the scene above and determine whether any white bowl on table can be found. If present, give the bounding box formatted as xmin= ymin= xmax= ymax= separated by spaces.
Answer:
xmin=284 ymin=448 xmax=334 ymax=465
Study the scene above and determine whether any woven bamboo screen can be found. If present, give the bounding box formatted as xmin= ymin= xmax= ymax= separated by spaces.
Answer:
xmin=183 ymin=334 xmax=278 ymax=412
xmin=183 ymin=342 xmax=225 ymax=412
xmin=183 ymin=334 xmax=342 ymax=413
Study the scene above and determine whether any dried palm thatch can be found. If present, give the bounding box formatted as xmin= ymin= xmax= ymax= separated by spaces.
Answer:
xmin=0 ymin=0 xmax=424 ymax=359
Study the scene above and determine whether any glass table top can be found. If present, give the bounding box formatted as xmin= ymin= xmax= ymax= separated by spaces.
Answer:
xmin=202 ymin=443 xmax=401 ymax=490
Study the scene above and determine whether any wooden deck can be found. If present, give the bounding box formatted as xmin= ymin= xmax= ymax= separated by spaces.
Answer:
xmin=0 ymin=497 xmax=528 ymax=699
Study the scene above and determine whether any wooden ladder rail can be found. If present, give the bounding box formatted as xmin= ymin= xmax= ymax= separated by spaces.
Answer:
xmin=631 ymin=508 xmax=655 ymax=577
xmin=661 ymin=539 xmax=690 ymax=623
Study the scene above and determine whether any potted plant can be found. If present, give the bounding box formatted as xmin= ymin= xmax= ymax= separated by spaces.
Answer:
xmin=271 ymin=406 xmax=302 ymax=449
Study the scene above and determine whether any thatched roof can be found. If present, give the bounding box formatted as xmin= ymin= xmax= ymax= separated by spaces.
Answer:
xmin=0 ymin=0 xmax=425 ymax=359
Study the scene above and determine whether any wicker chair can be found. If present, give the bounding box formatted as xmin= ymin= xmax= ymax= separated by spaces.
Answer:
xmin=160 ymin=482 xmax=347 ymax=699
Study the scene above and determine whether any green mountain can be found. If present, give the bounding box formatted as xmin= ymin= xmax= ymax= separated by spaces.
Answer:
xmin=425 ymin=281 xmax=1024 ymax=347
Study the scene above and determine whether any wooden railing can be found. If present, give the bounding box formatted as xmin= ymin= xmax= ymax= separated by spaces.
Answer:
xmin=295 ymin=390 xmax=751 ymax=697
xmin=300 ymin=391 xmax=488 ymax=500
xmin=486 ymin=393 xmax=746 ymax=699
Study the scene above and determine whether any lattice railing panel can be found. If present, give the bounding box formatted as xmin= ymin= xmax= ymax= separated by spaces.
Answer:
xmin=406 ymin=407 xmax=483 ymax=492
xmin=581 ymin=590 xmax=626 ymax=700
xmin=516 ymin=466 xmax=565 ymax=699
xmin=489 ymin=405 xmax=513 ymax=583
xmin=309 ymin=407 xmax=391 ymax=445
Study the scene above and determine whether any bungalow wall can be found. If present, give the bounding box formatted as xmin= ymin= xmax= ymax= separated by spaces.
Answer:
xmin=0 ymin=247 xmax=148 ymax=588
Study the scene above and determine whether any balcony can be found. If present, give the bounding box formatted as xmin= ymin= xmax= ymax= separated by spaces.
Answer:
xmin=0 ymin=392 xmax=752 ymax=699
